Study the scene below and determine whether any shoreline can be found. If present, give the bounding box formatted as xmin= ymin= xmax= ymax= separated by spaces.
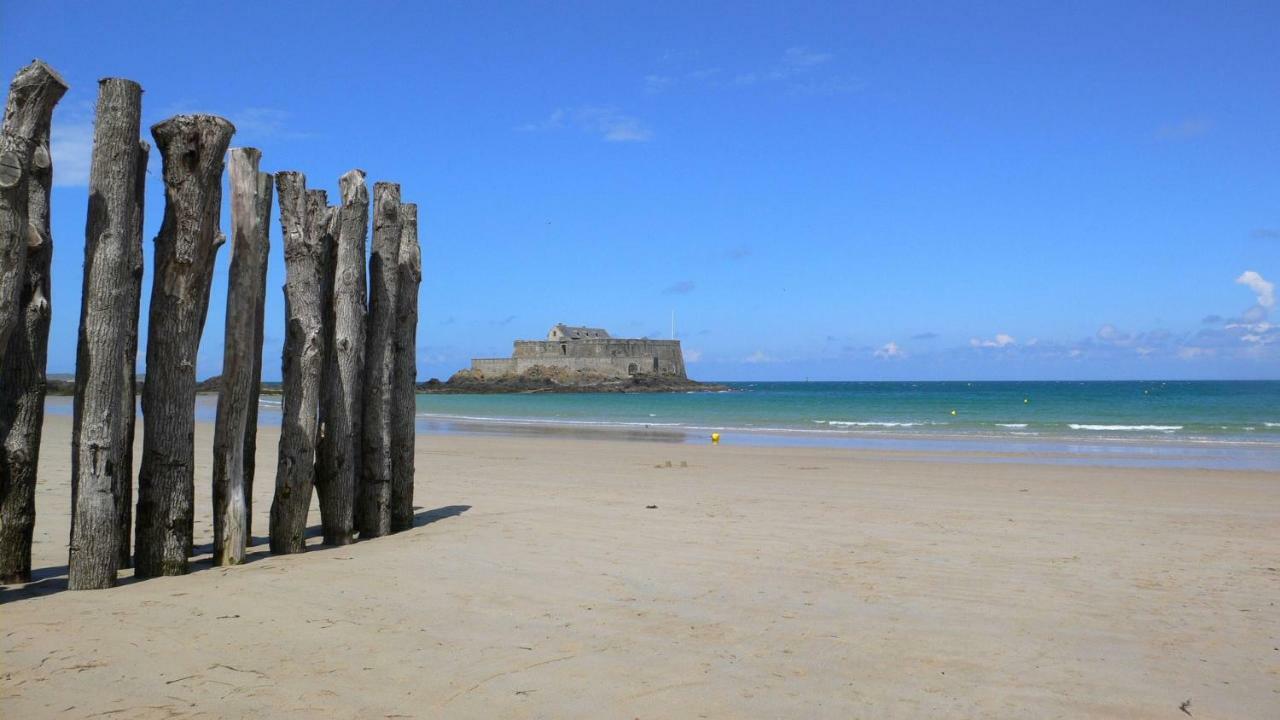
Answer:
xmin=39 ymin=395 xmax=1280 ymax=471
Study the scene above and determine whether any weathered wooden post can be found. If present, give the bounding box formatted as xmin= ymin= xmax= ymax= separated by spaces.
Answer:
xmin=390 ymin=203 xmax=421 ymax=532
xmin=68 ymin=79 xmax=146 ymax=590
xmin=135 ymin=114 xmax=234 ymax=578
xmin=359 ymin=182 xmax=402 ymax=538
xmin=0 ymin=68 xmax=63 ymax=584
xmin=211 ymin=148 xmax=272 ymax=566
xmin=0 ymin=61 xmax=66 ymax=362
xmin=117 ymin=139 xmax=147 ymax=570
xmin=269 ymin=172 xmax=324 ymax=554
xmin=316 ymin=170 xmax=366 ymax=545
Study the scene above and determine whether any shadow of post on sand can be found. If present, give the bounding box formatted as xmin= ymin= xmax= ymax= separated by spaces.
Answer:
xmin=0 ymin=504 xmax=471 ymax=603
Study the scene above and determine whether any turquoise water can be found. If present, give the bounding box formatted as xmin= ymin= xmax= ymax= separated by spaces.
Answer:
xmin=416 ymin=381 xmax=1280 ymax=443
xmin=45 ymin=381 xmax=1280 ymax=470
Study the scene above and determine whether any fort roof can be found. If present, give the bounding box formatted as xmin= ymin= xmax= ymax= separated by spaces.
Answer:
xmin=547 ymin=323 xmax=611 ymax=341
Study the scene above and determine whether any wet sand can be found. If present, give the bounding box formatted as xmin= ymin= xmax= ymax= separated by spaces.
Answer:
xmin=2 ymin=412 xmax=1277 ymax=718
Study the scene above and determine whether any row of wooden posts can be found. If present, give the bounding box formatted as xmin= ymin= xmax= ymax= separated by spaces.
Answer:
xmin=0 ymin=61 xmax=423 ymax=590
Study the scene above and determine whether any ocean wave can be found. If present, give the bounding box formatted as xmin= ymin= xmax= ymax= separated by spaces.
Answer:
xmin=1068 ymin=424 xmax=1182 ymax=432
xmin=816 ymin=420 xmax=931 ymax=428
xmin=997 ymin=423 xmax=1028 ymax=428
xmin=1266 ymin=422 xmax=1280 ymax=428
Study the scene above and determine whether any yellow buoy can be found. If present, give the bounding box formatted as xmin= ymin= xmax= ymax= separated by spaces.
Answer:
xmin=711 ymin=433 xmax=720 ymax=444
xmin=950 ymin=409 xmax=957 ymax=416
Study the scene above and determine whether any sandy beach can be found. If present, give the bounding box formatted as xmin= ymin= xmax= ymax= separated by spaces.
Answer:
xmin=2 ymin=412 xmax=1278 ymax=718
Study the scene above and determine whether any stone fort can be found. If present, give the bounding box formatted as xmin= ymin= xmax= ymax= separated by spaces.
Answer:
xmin=471 ymin=324 xmax=687 ymax=379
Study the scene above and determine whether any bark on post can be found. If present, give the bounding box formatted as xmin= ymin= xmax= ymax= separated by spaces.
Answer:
xmin=310 ymin=189 xmax=337 ymax=541
xmin=390 ymin=203 xmax=421 ymax=532
xmin=211 ymin=148 xmax=272 ymax=566
xmin=117 ymin=139 xmax=148 ymax=569
xmin=317 ymin=172 xmax=366 ymax=545
xmin=0 ymin=61 xmax=66 ymax=360
xmin=359 ymin=182 xmax=401 ymax=539
xmin=269 ymin=172 xmax=324 ymax=554
xmin=67 ymin=79 xmax=145 ymax=590
xmin=134 ymin=114 xmax=234 ymax=578
xmin=242 ymin=197 xmax=270 ymax=543
xmin=0 ymin=89 xmax=59 ymax=583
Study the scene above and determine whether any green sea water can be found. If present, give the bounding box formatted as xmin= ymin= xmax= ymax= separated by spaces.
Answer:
xmin=411 ymin=381 xmax=1280 ymax=469
xmin=416 ymin=381 xmax=1279 ymax=439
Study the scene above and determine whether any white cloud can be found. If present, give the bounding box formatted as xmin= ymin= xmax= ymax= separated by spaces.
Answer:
xmin=522 ymin=106 xmax=652 ymax=143
xmin=744 ymin=350 xmax=775 ymax=364
xmin=50 ymin=120 xmax=93 ymax=187
xmin=1236 ymin=270 xmax=1274 ymax=309
xmin=970 ymin=333 xmax=1016 ymax=348
xmin=684 ymin=349 xmax=702 ymax=363
xmin=874 ymin=341 xmax=904 ymax=359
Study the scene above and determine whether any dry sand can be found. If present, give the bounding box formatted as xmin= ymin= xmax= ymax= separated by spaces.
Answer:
xmin=2 ymin=412 xmax=1278 ymax=718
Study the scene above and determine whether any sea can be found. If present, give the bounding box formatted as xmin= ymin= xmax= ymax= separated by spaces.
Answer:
xmin=43 ymin=380 xmax=1280 ymax=471
xmin=407 ymin=380 xmax=1280 ymax=471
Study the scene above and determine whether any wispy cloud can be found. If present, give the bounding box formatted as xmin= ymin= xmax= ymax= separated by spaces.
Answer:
xmin=725 ymin=245 xmax=751 ymax=261
xmin=782 ymin=47 xmax=833 ymax=68
xmin=684 ymin=349 xmax=703 ymax=363
xmin=643 ymin=75 xmax=672 ymax=94
xmin=1154 ymin=117 xmax=1210 ymax=142
xmin=522 ymin=106 xmax=652 ymax=143
xmin=1250 ymin=228 xmax=1280 ymax=240
xmin=663 ymin=280 xmax=696 ymax=295
xmin=744 ymin=350 xmax=776 ymax=364
xmin=911 ymin=331 xmax=938 ymax=340
xmin=733 ymin=46 xmax=848 ymax=92
xmin=50 ymin=120 xmax=93 ymax=187
xmin=491 ymin=315 xmax=517 ymax=326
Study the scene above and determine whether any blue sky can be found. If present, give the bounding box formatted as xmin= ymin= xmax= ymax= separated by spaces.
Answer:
xmin=3 ymin=1 xmax=1277 ymax=381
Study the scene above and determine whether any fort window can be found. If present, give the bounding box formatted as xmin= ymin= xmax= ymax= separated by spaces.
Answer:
xmin=628 ymin=363 xmax=638 ymax=374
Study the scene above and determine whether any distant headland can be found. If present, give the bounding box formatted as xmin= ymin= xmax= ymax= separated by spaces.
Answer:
xmin=422 ymin=324 xmax=725 ymax=393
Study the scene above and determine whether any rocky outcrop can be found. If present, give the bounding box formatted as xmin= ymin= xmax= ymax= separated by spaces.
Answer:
xmin=420 ymin=366 xmax=725 ymax=394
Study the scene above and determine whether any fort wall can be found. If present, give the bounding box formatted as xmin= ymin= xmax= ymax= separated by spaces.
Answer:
xmin=470 ymin=338 xmax=686 ymax=379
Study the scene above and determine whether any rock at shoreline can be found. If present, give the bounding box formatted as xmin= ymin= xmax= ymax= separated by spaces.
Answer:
xmin=418 ymin=366 xmax=726 ymax=394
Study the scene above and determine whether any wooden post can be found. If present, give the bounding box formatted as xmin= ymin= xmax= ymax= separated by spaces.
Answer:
xmin=0 ymin=80 xmax=60 ymax=584
xmin=0 ymin=61 xmax=66 ymax=361
xmin=211 ymin=148 xmax=272 ymax=566
xmin=390 ymin=203 xmax=421 ymax=532
xmin=316 ymin=171 xmax=366 ymax=545
xmin=117 ymin=139 xmax=148 ymax=570
xmin=68 ymin=79 xmax=145 ymax=590
xmin=242 ymin=192 xmax=270 ymax=543
xmin=359 ymin=182 xmax=401 ymax=538
xmin=135 ymin=114 xmax=234 ymax=578
xmin=269 ymin=172 xmax=324 ymax=554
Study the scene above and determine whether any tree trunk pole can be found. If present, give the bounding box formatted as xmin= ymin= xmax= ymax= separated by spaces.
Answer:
xmin=0 ymin=81 xmax=61 ymax=583
xmin=242 ymin=196 xmax=270 ymax=544
xmin=134 ymin=114 xmax=234 ymax=578
xmin=67 ymin=79 xmax=144 ymax=590
xmin=211 ymin=148 xmax=272 ymax=566
xmin=117 ymin=139 xmax=148 ymax=570
xmin=390 ymin=202 xmax=421 ymax=532
xmin=269 ymin=172 xmax=324 ymax=554
xmin=0 ymin=61 xmax=66 ymax=362
xmin=359 ymin=182 xmax=401 ymax=539
xmin=316 ymin=170 xmax=367 ymax=545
